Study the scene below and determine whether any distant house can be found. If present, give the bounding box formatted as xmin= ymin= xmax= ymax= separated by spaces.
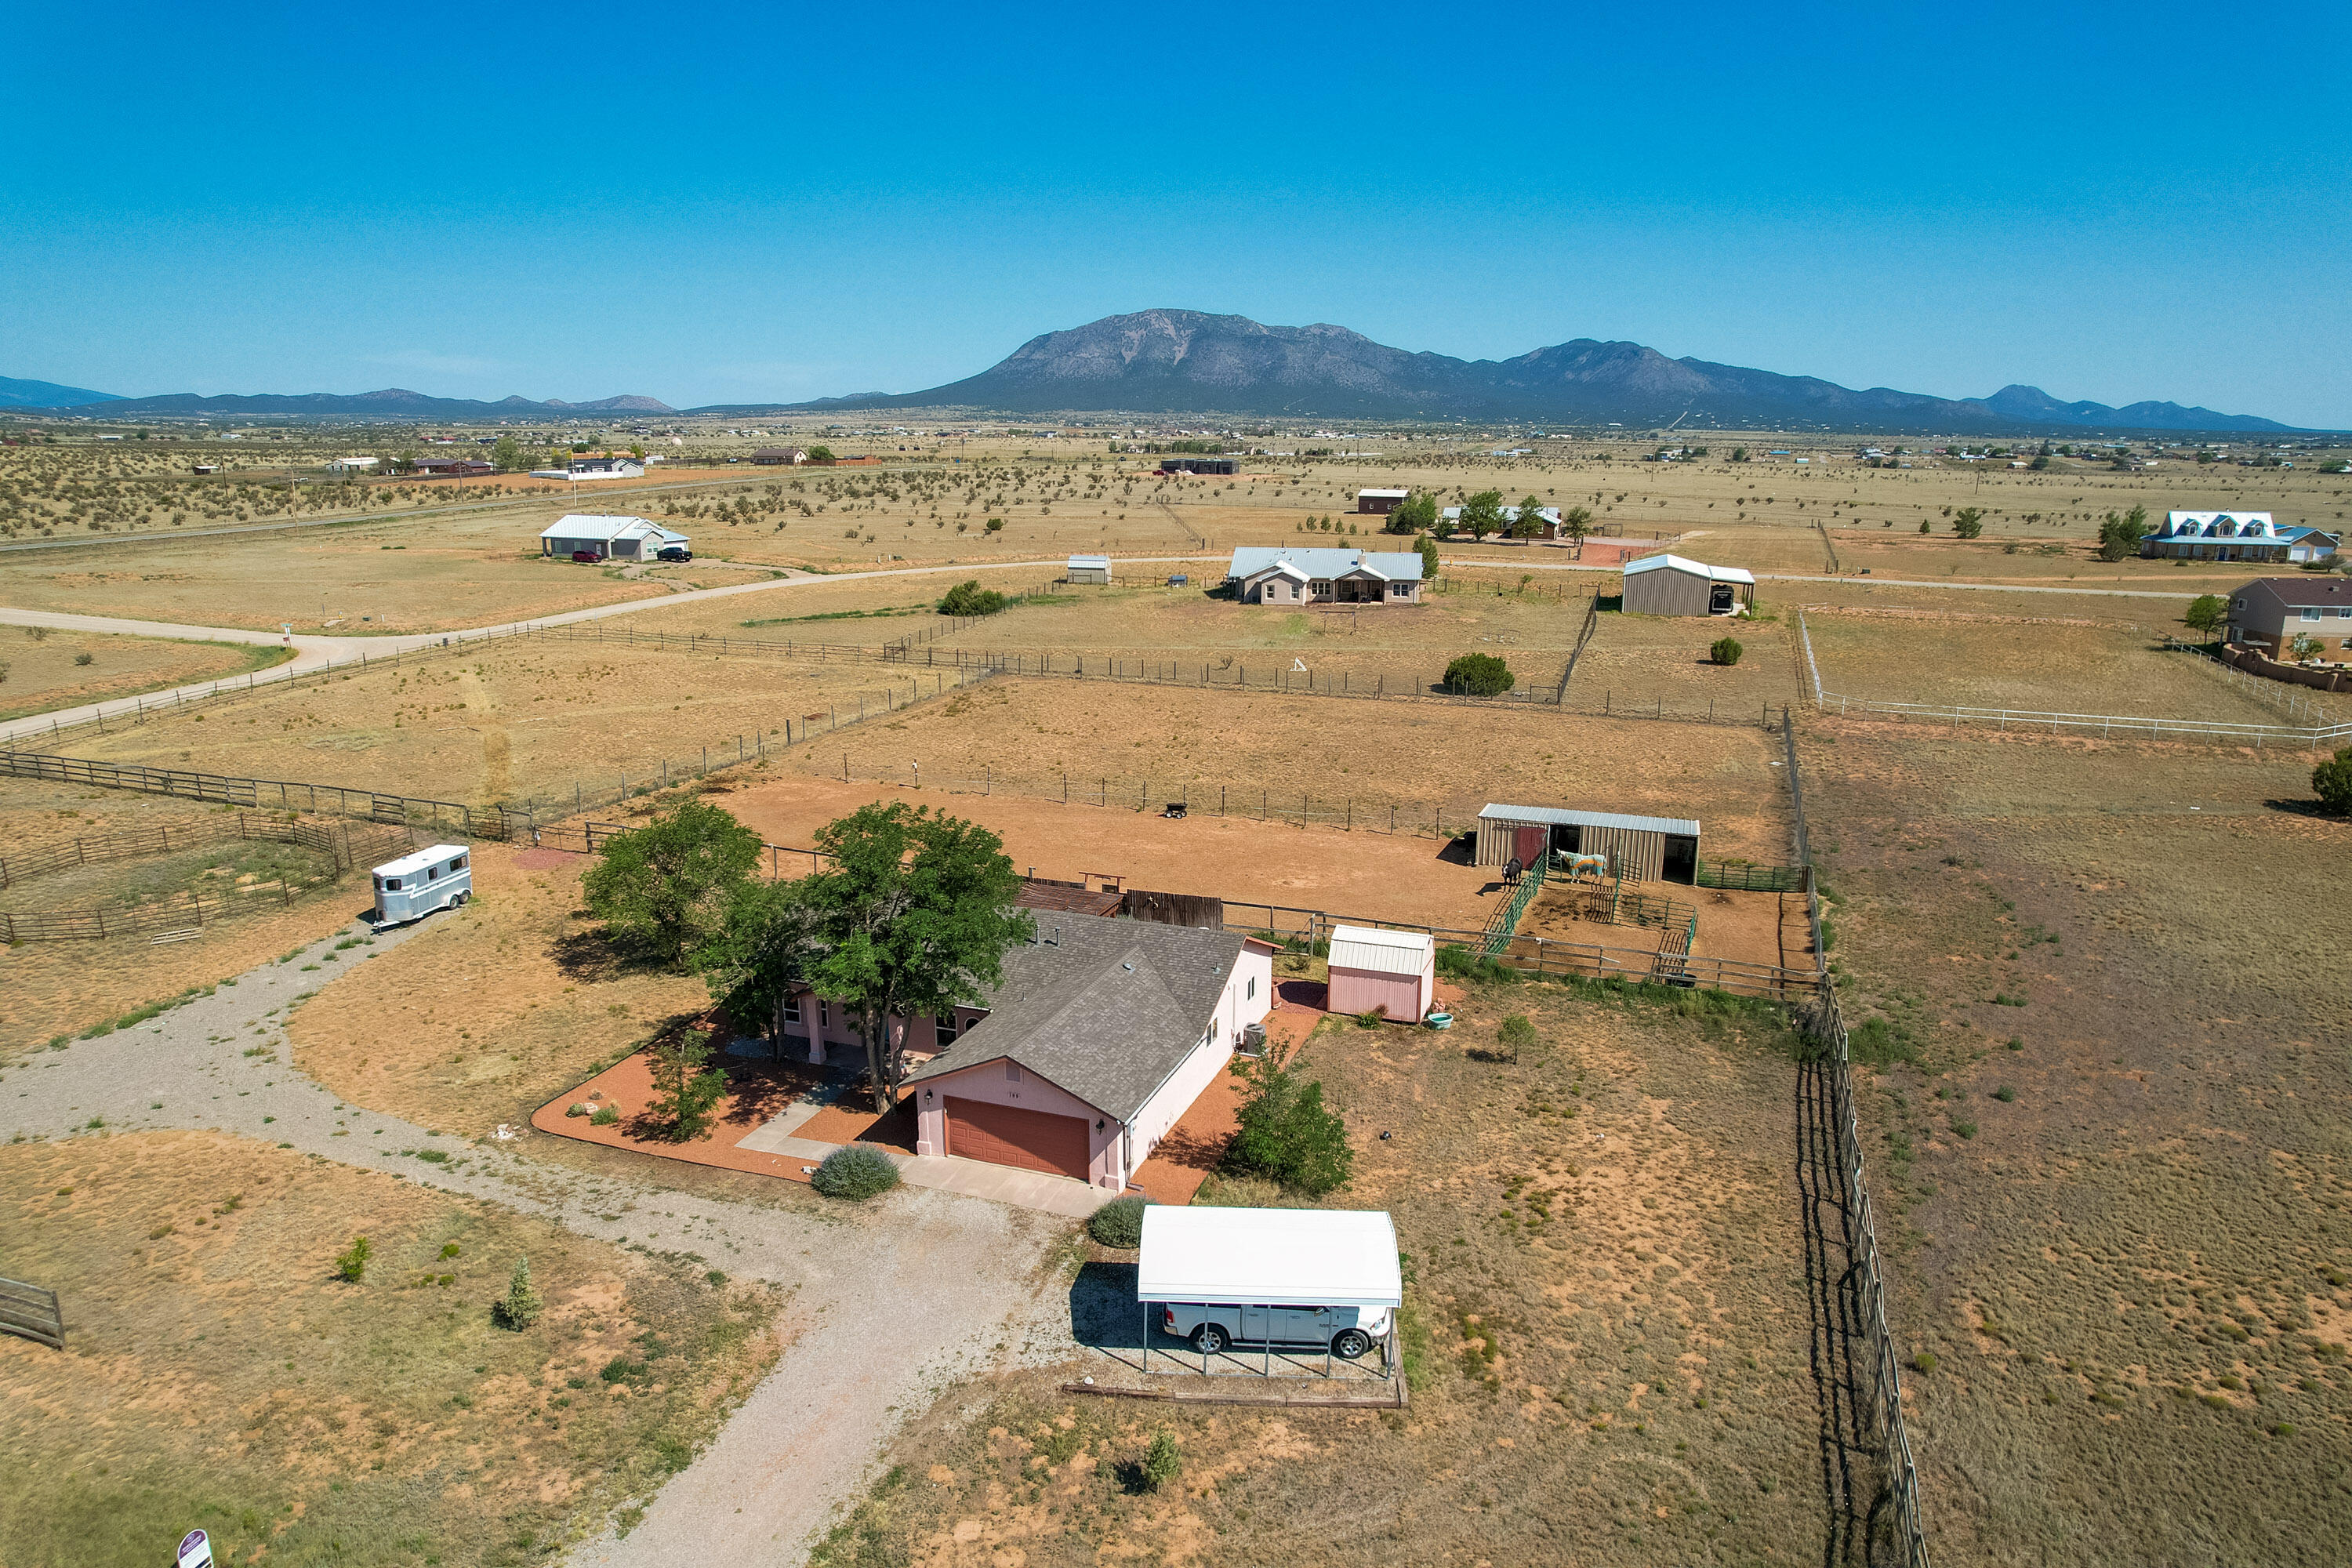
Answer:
xmin=1067 ymin=554 xmax=1112 ymax=585
xmin=1356 ymin=488 xmax=1410 ymax=515
xmin=1227 ymin=546 xmax=1424 ymax=605
xmin=567 ymin=456 xmax=644 ymax=480
xmin=752 ymin=447 xmax=808 ymax=466
xmin=538 ymin=514 xmax=689 ymax=561
xmin=326 ymin=456 xmax=379 ymax=473
xmin=412 ymin=455 xmax=493 ymax=477
xmin=856 ymin=914 xmax=1276 ymax=1189
xmin=1621 ymin=554 xmax=1755 ymax=617
xmin=2140 ymin=512 xmax=2339 ymax=564
xmin=1159 ymin=457 xmax=1238 ymax=476
xmin=1441 ymin=504 xmax=1563 ymax=539
xmin=2227 ymin=577 xmax=2352 ymax=659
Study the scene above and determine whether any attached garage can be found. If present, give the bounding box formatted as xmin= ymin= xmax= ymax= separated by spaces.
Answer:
xmin=1475 ymin=803 xmax=1701 ymax=884
xmin=945 ymin=1096 xmax=1091 ymax=1179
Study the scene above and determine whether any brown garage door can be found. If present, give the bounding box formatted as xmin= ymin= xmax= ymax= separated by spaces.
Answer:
xmin=944 ymin=1097 xmax=1091 ymax=1179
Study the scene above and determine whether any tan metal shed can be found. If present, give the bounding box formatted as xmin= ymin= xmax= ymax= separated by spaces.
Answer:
xmin=1474 ymin=804 xmax=1701 ymax=884
xmin=1621 ymin=554 xmax=1755 ymax=617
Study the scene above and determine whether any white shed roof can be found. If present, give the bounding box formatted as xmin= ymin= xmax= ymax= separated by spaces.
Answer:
xmin=1138 ymin=1206 xmax=1403 ymax=1309
xmin=1068 ymin=554 xmax=1111 ymax=569
xmin=539 ymin=514 xmax=662 ymax=543
xmin=372 ymin=843 xmax=470 ymax=878
xmin=1477 ymin=804 xmax=1701 ymax=837
xmin=1327 ymin=925 xmax=1434 ymax=976
xmin=1357 ymin=488 xmax=1410 ymax=499
xmin=1622 ymin=553 xmax=1755 ymax=586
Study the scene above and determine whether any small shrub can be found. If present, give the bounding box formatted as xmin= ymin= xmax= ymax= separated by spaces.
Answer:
xmin=439 ymin=1242 xmax=461 ymax=1259
xmin=938 ymin=579 xmax=1008 ymax=616
xmin=1088 ymin=1195 xmax=1148 ymax=1249
xmin=1498 ymin=1015 xmax=1536 ymax=1053
xmin=1911 ymin=1350 xmax=1937 ymax=1375
xmin=1951 ymin=1120 xmax=1977 ymax=1140
xmin=1708 ymin=636 xmax=1744 ymax=666
xmin=1356 ymin=1009 xmax=1383 ymax=1029
xmin=1442 ymin=652 xmax=1514 ymax=697
xmin=565 ymin=1102 xmax=593 ymax=1118
xmin=493 ymin=1255 xmax=543 ymax=1330
xmin=813 ymin=1144 xmax=900 ymax=1200
xmin=74 ymin=652 xmax=95 ymax=666
xmin=1140 ymin=1428 xmax=1181 ymax=1492
xmin=335 ymin=1235 xmax=372 ymax=1283
xmin=601 ymin=1356 xmax=646 ymax=1384
xmin=590 ymin=1105 xmax=620 ymax=1126
xmin=1993 ymin=1086 xmax=2015 ymax=1102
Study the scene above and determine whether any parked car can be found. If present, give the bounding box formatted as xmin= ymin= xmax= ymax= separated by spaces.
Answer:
xmin=1160 ymin=1301 xmax=1388 ymax=1359
xmin=656 ymin=545 xmax=691 ymax=561
xmin=570 ymin=550 xmax=602 ymax=563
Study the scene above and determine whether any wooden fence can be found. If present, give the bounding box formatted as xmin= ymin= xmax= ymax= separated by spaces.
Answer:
xmin=1785 ymin=716 xmax=1931 ymax=1567
xmin=0 ymin=818 xmax=411 ymax=943
xmin=0 ymin=1277 xmax=65 ymax=1349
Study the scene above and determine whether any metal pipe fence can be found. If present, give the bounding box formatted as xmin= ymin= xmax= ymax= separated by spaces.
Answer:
xmin=1784 ymin=715 xmax=1930 ymax=1568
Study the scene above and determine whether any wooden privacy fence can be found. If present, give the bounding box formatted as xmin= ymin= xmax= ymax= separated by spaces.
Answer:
xmin=0 ymin=1277 xmax=66 ymax=1349
xmin=1785 ymin=716 xmax=1931 ymax=1567
xmin=0 ymin=819 xmax=411 ymax=944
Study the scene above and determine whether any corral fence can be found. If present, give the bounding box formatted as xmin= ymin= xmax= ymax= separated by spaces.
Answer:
xmin=0 ymin=1277 xmax=64 ymax=1349
xmin=1697 ymin=860 xmax=1805 ymax=893
xmin=0 ymin=817 xmax=412 ymax=944
xmin=1784 ymin=717 xmax=1930 ymax=1567
xmin=1797 ymin=609 xmax=2349 ymax=750
xmin=1556 ymin=587 xmax=1602 ymax=702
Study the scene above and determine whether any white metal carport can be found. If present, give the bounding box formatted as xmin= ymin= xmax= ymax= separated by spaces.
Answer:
xmin=1137 ymin=1206 xmax=1403 ymax=1378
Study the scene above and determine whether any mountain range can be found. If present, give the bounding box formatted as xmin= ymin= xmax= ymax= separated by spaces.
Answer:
xmin=8 ymin=387 xmax=677 ymax=419
xmin=713 ymin=310 xmax=2301 ymax=434
xmin=5 ymin=311 xmax=2310 ymax=432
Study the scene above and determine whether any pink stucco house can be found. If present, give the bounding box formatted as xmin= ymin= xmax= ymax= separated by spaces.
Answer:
xmin=785 ymin=913 xmax=1276 ymax=1189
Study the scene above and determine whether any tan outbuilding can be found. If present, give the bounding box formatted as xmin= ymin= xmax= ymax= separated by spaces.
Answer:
xmin=1621 ymin=554 xmax=1755 ymax=616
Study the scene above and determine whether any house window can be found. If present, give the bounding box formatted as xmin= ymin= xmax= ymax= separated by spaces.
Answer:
xmin=935 ymin=1013 xmax=958 ymax=1045
xmin=818 ymin=1000 xmax=829 ymax=1028
xmin=783 ymin=996 xmax=801 ymax=1024
xmin=1247 ymin=975 xmax=1257 ymax=1000
xmin=2302 ymin=608 xmax=2323 ymax=622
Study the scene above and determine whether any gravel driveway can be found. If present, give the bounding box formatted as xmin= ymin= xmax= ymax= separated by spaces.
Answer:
xmin=1 ymin=916 xmax=1073 ymax=1563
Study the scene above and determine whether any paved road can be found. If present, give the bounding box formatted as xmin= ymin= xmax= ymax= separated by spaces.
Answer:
xmin=0 ymin=555 xmax=1226 ymax=745
xmin=0 ymin=917 xmax=1072 ymax=1564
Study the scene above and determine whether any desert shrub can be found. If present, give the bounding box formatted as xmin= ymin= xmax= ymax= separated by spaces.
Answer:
xmin=2314 ymin=747 xmax=2352 ymax=815
xmin=1911 ymin=1350 xmax=1938 ymax=1374
xmin=1356 ymin=1008 xmax=1385 ymax=1029
xmin=565 ymin=1102 xmax=592 ymax=1117
xmin=1709 ymin=636 xmax=1744 ymax=666
xmin=73 ymin=652 xmax=94 ymax=666
xmin=1498 ymin=1014 xmax=1536 ymax=1053
xmin=813 ymin=1144 xmax=901 ymax=1200
xmin=1225 ymin=1065 xmax=1352 ymax=1196
xmin=590 ymin=1104 xmax=620 ymax=1126
xmin=1443 ymin=652 xmax=1513 ymax=697
xmin=1436 ymin=943 xmax=1518 ymax=985
xmin=493 ymin=1255 xmax=543 ymax=1330
xmin=938 ymin=579 xmax=1007 ymax=616
xmin=1140 ymin=1428 xmax=1181 ymax=1492
xmin=334 ymin=1235 xmax=371 ymax=1283
xmin=1087 ymin=1195 xmax=1148 ymax=1249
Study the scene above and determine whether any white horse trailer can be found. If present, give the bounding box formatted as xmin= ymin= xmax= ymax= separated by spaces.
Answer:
xmin=371 ymin=844 xmax=473 ymax=928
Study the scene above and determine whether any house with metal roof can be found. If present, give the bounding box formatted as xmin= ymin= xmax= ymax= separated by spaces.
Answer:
xmin=538 ymin=514 xmax=690 ymax=561
xmin=871 ymin=913 xmax=1276 ymax=1190
xmin=1226 ymin=546 xmax=1425 ymax=605
xmin=2140 ymin=512 xmax=2338 ymax=564
xmin=1621 ymin=554 xmax=1755 ymax=617
xmin=1475 ymin=804 xmax=1702 ymax=884
xmin=1440 ymin=503 xmax=1563 ymax=538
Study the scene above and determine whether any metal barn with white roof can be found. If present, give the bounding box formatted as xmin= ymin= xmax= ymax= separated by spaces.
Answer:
xmin=1621 ymin=554 xmax=1755 ymax=616
xmin=1475 ymin=803 xmax=1702 ymax=884
xmin=1066 ymin=554 xmax=1112 ymax=584
xmin=538 ymin=514 xmax=690 ymax=561
xmin=1326 ymin=925 xmax=1436 ymax=1022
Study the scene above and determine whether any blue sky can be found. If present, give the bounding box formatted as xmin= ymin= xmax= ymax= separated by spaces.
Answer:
xmin=6 ymin=0 xmax=2349 ymax=424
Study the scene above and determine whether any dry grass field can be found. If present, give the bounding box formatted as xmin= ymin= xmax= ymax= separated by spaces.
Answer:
xmin=1570 ymin=612 xmax=1799 ymax=715
xmin=780 ymin=678 xmax=1795 ymax=864
xmin=810 ymin=985 xmax=1832 ymax=1568
xmin=64 ymin=636 xmax=960 ymax=808
xmin=0 ymin=1131 xmax=780 ymax=1568
xmin=0 ymin=626 xmax=288 ymax=720
xmin=1801 ymin=720 xmax=2352 ymax=1564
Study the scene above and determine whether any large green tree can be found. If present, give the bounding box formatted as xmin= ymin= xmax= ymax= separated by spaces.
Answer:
xmin=2096 ymin=505 xmax=2151 ymax=561
xmin=799 ymin=803 xmax=1032 ymax=1110
xmin=1457 ymin=490 xmax=1506 ymax=540
xmin=491 ymin=434 xmax=524 ymax=473
xmin=1225 ymin=1064 xmax=1353 ymax=1196
xmin=695 ymin=877 xmax=827 ymax=1040
xmin=1385 ymin=490 xmax=1439 ymax=535
xmin=583 ymin=798 xmax=764 ymax=967
xmin=1511 ymin=495 xmax=1549 ymax=539
xmin=1416 ymin=533 xmax=1441 ymax=583
xmin=2183 ymin=594 xmax=2227 ymax=638
xmin=1559 ymin=505 xmax=1594 ymax=556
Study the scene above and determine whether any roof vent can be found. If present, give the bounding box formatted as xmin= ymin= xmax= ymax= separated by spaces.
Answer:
xmin=1121 ymin=961 xmax=1134 ymax=972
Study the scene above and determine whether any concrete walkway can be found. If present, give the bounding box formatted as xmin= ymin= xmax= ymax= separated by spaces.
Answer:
xmin=0 ymin=920 xmax=1078 ymax=1565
